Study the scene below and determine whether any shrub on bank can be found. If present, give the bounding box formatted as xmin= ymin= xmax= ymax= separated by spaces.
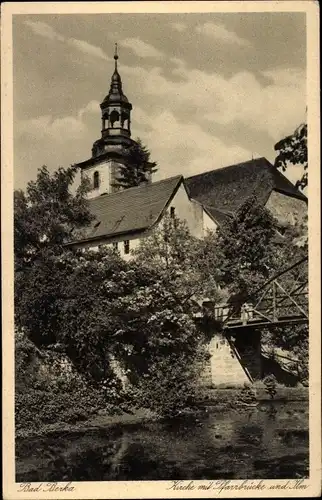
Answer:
xmin=124 ymin=352 xmax=208 ymax=420
xmin=237 ymin=383 xmax=257 ymax=404
xmin=15 ymin=386 xmax=106 ymax=437
xmin=15 ymin=332 xmax=122 ymax=437
xmin=263 ymin=375 xmax=277 ymax=399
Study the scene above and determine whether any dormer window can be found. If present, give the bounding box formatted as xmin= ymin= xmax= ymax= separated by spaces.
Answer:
xmin=93 ymin=171 xmax=100 ymax=189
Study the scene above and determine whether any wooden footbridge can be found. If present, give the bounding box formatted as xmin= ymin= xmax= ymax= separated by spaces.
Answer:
xmin=202 ymin=257 xmax=308 ymax=331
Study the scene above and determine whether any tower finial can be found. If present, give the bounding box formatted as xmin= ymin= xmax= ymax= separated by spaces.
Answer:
xmin=114 ymin=42 xmax=118 ymax=70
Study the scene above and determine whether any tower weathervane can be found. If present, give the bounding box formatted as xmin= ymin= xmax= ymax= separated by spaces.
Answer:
xmin=114 ymin=42 xmax=118 ymax=70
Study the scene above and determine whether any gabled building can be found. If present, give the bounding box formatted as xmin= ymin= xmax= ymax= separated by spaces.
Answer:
xmin=67 ymin=175 xmax=216 ymax=258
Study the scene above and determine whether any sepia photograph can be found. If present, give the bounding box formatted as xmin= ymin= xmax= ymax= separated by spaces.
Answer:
xmin=2 ymin=1 xmax=320 ymax=498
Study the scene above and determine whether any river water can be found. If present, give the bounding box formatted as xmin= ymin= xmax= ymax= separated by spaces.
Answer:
xmin=16 ymin=401 xmax=308 ymax=481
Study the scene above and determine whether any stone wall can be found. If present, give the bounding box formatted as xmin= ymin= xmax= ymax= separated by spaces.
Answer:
xmin=200 ymin=333 xmax=251 ymax=387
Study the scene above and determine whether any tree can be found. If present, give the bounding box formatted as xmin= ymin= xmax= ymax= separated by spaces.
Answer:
xmin=132 ymin=214 xmax=223 ymax=303
xmin=14 ymin=167 xmax=126 ymax=433
xmin=14 ymin=165 xmax=93 ymax=268
xmin=113 ymin=138 xmax=158 ymax=189
xmin=251 ymin=212 xmax=308 ymax=383
xmin=14 ymin=165 xmax=96 ymax=357
xmin=209 ymin=195 xmax=308 ymax=373
xmin=211 ymin=195 xmax=280 ymax=304
xmin=111 ymin=215 xmax=220 ymax=417
xmin=274 ymin=123 xmax=307 ymax=191
xmin=261 ymin=321 xmax=308 ymax=383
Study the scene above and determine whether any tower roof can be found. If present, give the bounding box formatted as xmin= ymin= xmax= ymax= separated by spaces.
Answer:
xmin=100 ymin=43 xmax=131 ymax=108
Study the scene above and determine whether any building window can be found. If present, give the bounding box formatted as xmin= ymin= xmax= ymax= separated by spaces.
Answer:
xmin=112 ymin=242 xmax=118 ymax=251
xmin=93 ymin=171 xmax=100 ymax=189
xmin=170 ymin=206 xmax=175 ymax=219
xmin=124 ymin=240 xmax=130 ymax=254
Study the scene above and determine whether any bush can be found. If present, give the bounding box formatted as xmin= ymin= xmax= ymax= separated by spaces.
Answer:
xmin=238 ymin=383 xmax=257 ymax=404
xmin=263 ymin=374 xmax=277 ymax=399
xmin=15 ymin=332 xmax=115 ymax=436
xmin=125 ymin=354 xmax=205 ymax=420
xmin=15 ymin=384 xmax=108 ymax=437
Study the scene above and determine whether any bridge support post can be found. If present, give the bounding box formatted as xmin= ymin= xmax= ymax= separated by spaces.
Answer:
xmin=272 ymin=281 xmax=277 ymax=322
xmin=234 ymin=329 xmax=262 ymax=381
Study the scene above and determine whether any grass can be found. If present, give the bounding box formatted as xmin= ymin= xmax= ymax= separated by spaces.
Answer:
xmin=199 ymin=383 xmax=308 ymax=404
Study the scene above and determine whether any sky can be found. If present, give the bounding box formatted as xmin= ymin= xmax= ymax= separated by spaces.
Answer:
xmin=13 ymin=12 xmax=307 ymax=190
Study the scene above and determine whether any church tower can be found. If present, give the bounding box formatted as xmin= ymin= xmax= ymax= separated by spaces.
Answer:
xmin=76 ymin=44 xmax=139 ymax=198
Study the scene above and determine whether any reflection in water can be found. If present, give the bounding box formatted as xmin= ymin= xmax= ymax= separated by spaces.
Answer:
xmin=16 ymin=402 xmax=308 ymax=481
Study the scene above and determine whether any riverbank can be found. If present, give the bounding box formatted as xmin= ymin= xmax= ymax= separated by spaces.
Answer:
xmin=200 ymin=385 xmax=308 ymax=404
xmin=16 ymin=385 xmax=308 ymax=440
xmin=16 ymin=407 xmax=157 ymax=439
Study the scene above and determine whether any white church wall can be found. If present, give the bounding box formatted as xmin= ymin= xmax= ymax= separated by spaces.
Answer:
xmin=165 ymin=183 xmax=204 ymax=238
xmin=73 ymin=231 xmax=142 ymax=260
xmin=81 ymin=160 xmax=112 ymax=199
xmin=265 ymin=189 xmax=307 ymax=226
xmin=118 ymin=237 xmax=141 ymax=261
xmin=203 ymin=209 xmax=217 ymax=235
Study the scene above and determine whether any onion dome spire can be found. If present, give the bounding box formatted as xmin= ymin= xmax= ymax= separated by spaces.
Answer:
xmin=99 ymin=43 xmax=133 ymax=144
xmin=114 ymin=42 xmax=118 ymax=70
xmin=104 ymin=42 xmax=129 ymax=104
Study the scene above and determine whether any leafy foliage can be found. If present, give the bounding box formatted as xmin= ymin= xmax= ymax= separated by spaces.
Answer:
xmin=15 ymin=163 xmax=309 ymax=430
xmin=108 ymin=216 xmax=218 ymax=416
xmin=263 ymin=375 xmax=277 ymax=399
xmin=14 ymin=165 xmax=93 ymax=268
xmin=259 ymin=221 xmax=308 ymax=381
xmin=14 ymin=166 xmax=94 ymax=350
xmin=261 ymin=324 xmax=308 ymax=383
xmin=15 ymin=174 xmax=215 ymax=422
xmin=15 ymin=331 xmax=108 ymax=437
xmin=113 ymin=138 xmax=158 ymax=189
xmin=237 ymin=384 xmax=257 ymax=404
xmin=274 ymin=123 xmax=307 ymax=191
xmin=209 ymin=195 xmax=279 ymax=302
xmin=133 ymin=214 xmax=223 ymax=303
xmin=205 ymin=195 xmax=308 ymax=380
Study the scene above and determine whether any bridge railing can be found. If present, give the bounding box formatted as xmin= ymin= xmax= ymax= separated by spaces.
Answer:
xmin=198 ymin=257 xmax=308 ymax=328
xmin=204 ymin=291 xmax=308 ymax=327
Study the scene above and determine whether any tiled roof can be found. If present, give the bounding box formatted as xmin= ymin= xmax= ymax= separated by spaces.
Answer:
xmin=185 ymin=157 xmax=307 ymax=215
xmin=203 ymin=206 xmax=233 ymax=226
xmin=70 ymin=175 xmax=182 ymax=243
